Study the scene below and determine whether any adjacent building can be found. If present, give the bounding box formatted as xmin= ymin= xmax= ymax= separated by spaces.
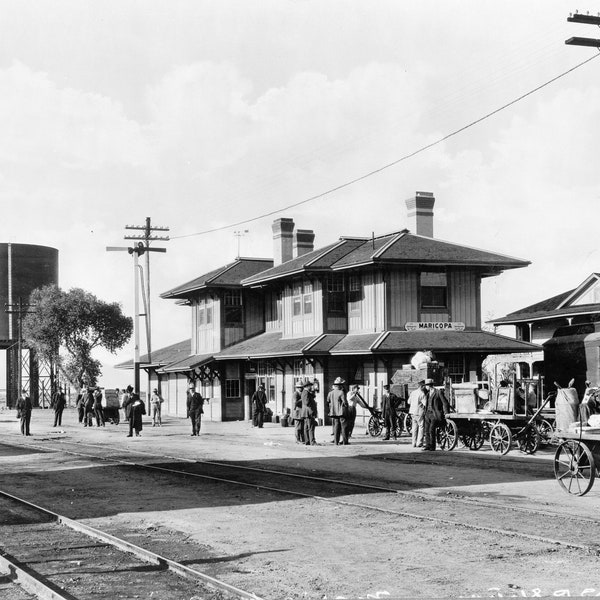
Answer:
xmin=121 ymin=192 xmax=540 ymax=422
xmin=490 ymin=273 xmax=600 ymax=395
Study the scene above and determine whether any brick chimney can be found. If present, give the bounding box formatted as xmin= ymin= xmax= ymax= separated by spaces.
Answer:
xmin=406 ymin=191 xmax=435 ymax=237
xmin=272 ymin=218 xmax=295 ymax=265
xmin=293 ymin=229 xmax=315 ymax=258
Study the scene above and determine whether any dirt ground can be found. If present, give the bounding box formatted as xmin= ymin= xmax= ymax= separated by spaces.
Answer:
xmin=1 ymin=407 xmax=599 ymax=599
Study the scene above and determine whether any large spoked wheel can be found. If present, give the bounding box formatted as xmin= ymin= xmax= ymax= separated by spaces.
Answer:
xmin=403 ymin=413 xmax=413 ymax=435
xmin=554 ymin=440 xmax=596 ymax=496
xmin=517 ymin=424 xmax=539 ymax=455
xmin=460 ymin=421 xmax=485 ymax=451
xmin=489 ymin=422 xmax=512 ymax=455
xmin=438 ymin=419 xmax=458 ymax=451
xmin=368 ymin=415 xmax=383 ymax=437
xmin=535 ymin=419 xmax=555 ymax=446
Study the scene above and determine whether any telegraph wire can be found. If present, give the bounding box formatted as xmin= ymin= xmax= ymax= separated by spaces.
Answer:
xmin=172 ymin=52 xmax=600 ymax=240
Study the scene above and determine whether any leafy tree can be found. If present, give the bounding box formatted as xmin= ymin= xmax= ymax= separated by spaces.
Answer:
xmin=23 ymin=285 xmax=133 ymax=389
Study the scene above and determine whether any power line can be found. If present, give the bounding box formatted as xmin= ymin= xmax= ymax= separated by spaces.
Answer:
xmin=172 ymin=53 xmax=600 ymax=240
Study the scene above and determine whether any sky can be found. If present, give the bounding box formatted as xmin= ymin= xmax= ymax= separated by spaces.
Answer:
xmin=1 ymin=0 xmax=599 ymax=390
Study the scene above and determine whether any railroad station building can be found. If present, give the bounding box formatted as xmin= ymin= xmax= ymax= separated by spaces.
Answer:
xmin=490 ymin=272 xmax=600 ymax=395
xmin=124 ymin=192 xmax=539 ymax=422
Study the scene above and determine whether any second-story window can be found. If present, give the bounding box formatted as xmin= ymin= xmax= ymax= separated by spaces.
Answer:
xmin=303 ymin=281 xmax=313 ymax=315
xmin=224 ymin=290 xmax=243 ymax=326
xmin=293 ymin=283 xmax=302 ymax=316
xmin=421 ymin=271 xmax=447 ymax=310
xmin=327 ymin=275 xmax=346 ymax=314
xmin=348 ymin=275 xmax=361 ymax=313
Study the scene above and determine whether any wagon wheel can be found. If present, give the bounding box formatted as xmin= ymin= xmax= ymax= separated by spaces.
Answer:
xmin=460 ymin=421 xmax=485 ymax=451
xmin=403 ymin=413 xmax=413 ymax=435
xmin=437 ymin=419 xmax=458 ymax=451
xmin=517 ymin=424 xmax=539 ymax=455
xmin=535 ymin=419 xmax=555 ymax=446
xmin=368 ymin=415 xmax=383 ymax=437
xmin=489 ymin=422 xmax=512 ymax=455
xmin=554 ymin=440 xmax=596 ymax=496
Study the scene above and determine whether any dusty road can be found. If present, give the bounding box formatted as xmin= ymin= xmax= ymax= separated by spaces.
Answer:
xmin=0 ymin=408 xmax=599 ymax=599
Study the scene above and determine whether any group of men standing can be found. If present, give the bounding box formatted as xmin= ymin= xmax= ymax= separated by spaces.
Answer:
xmin=407 ymin=378 xmax=450 ymax=451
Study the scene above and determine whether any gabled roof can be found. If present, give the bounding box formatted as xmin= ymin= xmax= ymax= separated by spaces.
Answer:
xmin=161 ymin=258 xmax=273 ymax=300
xmin=242 ymin=230 xmax=529 ymax=286
xmin=491 ymin=273 xmax=600 ymax=325
xmin=115 ymin=339 xmax=191 ymax=370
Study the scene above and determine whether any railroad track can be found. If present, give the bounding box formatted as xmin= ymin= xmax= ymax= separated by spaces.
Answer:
xmin=0 ymin=488 xmax=263 ymax=600
xmin=3 ymin=435 xmax=600 ymax=557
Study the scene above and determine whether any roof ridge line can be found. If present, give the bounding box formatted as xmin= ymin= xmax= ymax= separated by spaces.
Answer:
xmin=372 ymin=232 xmax=406 ymax=259
xmin=370 ymin=331 xmax=390 ymax=350
xmin=205 ymin=260 xmax=239 ymax=285
xmin=304 ymin=239 xmax=349 ymax=268
xmin=302 ymin=333 xmax=326 ymax=353
xmin=557 ymin=273 xmax=600 ymax=309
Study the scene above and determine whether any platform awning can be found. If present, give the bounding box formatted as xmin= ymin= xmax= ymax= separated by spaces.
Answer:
xmin=158 ymin=352 xmax=214 ymax=374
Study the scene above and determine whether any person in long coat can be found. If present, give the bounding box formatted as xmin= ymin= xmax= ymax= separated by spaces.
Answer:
xmin=121 ymin=385 xmax=135 ymax=437
xmin=187 ymin=383 xmax=205 ymax=436
xmin=83 ymin=388 xmax=95 ymax=427
xmin=130 ymin=392 xmax=145 ymax=437
xmin=300 ymin=380 xmax=318 ymax=445
xmin=381 ymin=384 xmax=397 ymax=440
xmin=16 ymin=389 xmax=32 ymax=436
xmin=423 ymin=379 xmax=450 ymax=451
xmin=53 ymin=390 xmax=66 ymax=427
xmin=327 ymin=377 xmax=349 ymax=445
xmin=251 ymin=385 xmax=268 ymax=428
xmin=292 ymin=382 xmax=305 ymax=443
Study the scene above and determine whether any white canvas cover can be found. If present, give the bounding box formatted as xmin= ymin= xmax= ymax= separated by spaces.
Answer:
xmin=555 ymin=388 xmax=579 ymax=432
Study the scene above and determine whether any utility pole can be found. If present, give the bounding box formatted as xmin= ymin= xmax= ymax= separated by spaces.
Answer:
xmin=107 ymin=239 xmax=167 ymax=395
xmin=124 ymin=218 xmax=170 ymax=365
xmin=565 ymin=12 xmax=600 ymax=47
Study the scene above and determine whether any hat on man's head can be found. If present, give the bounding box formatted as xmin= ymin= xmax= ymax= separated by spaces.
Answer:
xmin=189 ymin=382 xmax=195 ymax=389
xmin=418 ymin=380 xmax=426 ymax=386
xmin=333 ymin=377 xmax=345 ymax=385
xmin=303 ymin=379 xmax=313 ymax=388
xmin=424 ymin=378 xmax=434 ymax=385
xmin=258 ymin=384 xmax=265 ymax=389
xmin=126 ymin=385 xmax=133 ymax=393
xmin=383 ymin=384 xmax=390 ymax=390
xmin=295 ymin=382 xmax=304 ymax=388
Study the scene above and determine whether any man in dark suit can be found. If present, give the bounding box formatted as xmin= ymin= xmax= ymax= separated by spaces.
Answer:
xmin=423 ymin=378 xmax=450 ymax=451
xmin=187 ymin=383 xmax=205 ymax=436
xmin=300 ymin=380 xmax=318 ymax=445
xmin=251 ymin=384 xmax=268 ymax=428
xmin=381 ymin=384 xmax=397 ymax=440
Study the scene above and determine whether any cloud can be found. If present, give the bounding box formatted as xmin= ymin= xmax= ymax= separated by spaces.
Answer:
xmin=0 ymin=62 xmax=149 ymax=172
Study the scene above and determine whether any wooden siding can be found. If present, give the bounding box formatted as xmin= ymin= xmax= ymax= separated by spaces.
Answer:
xmin=265 ymin=290 xmax=282 ymax=332
xmin=388 ymin=269 xmax=419 ymax=328
xmin=420 ymin=312 xmax=449 ymax=322
xmin=224 ymin=326 xmax=244 ymax=347
xmin=348 ymin=271 xmax=385 ymax=333
xmin=195 ymin=295 xmax=221 ymax=354
xmin=245 ymin=290 xmax=264 ymax=337
xmin=327 ymin=316 xmax=347 ymax=331
xmin=283 ymin=279 xmax=324 ymax=339
xmin=448 ymin=270 xmax=479 ymax=328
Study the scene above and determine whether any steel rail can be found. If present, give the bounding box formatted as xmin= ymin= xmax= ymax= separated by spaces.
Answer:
xmin=0 ymin=489 xmax=264 ymax=600
xmin=9 ymin=437 xmax=600 ymax=556
xmin=41 ymin=436 xmax=600 ymax=526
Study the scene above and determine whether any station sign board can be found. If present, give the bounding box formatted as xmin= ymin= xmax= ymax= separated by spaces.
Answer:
xmin=405 ymin=321 xmax=465 ymax=332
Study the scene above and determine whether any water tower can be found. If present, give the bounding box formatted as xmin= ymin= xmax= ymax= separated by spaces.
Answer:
xmin=0 ymin=243 xmax=59 ymax=408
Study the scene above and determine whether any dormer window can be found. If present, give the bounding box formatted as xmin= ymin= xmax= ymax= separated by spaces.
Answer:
xmin=420 ymin=271 xmax=447 ymax=310
xmin=327 ymin=274 xmax=346 ymax=314
xmin=348 ymin=275 xmax=361 ymax=313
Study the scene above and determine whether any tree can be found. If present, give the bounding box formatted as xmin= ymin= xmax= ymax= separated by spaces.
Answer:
xmin=23 ymin=285 xmax=133 ymax=389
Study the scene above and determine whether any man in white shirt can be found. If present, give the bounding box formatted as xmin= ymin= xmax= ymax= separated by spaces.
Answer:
xmin=408 ymin=380 xmax=427 ymax=448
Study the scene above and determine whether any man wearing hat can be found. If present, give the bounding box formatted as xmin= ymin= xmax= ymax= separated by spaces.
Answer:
xmin=186 ymin=382 xmax=205 ymax=436
xmin=292 ymin=381 xmax=305 ymax=443
xmin=423 ymin=379 xmax=450 ymax=451
xmin=251 ymin=384 xmax=268 ymax=428
xmin=150 ymin=387 xmax=164 ymax=427
xmin=300 ymin=379 xmax=318 ymax=445
xmin=328 ymin=377 xmax=349 ymax=445
xmin=381 ymin=384 xmax=398 ymax=441
xmin=408 ymin=380 xmax=428 ymax=448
